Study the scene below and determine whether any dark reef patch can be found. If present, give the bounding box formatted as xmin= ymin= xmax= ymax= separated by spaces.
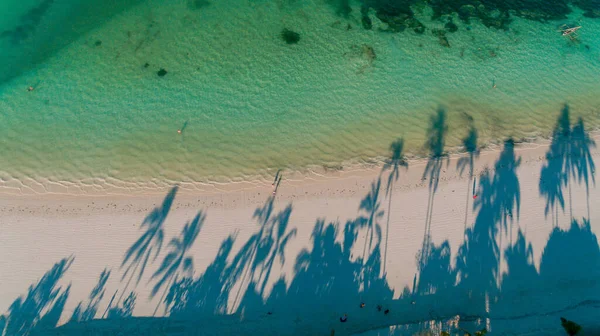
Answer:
xmin=281 ymin=28 xmax=300 ymax=44
xmin=0 ymin=0 xmax=54 ymax=45
xmin=327 ymin=0 xmax=352 ymax=17
xmin=157 ymin=68 xmax=168 ymax=77
xmin=188 ymin=0 xmax=210 ymax=10
xmin=352 ymin=0 xmax=598 ymax=33
xmin=444 ymin=20 xmax=458 ymax=33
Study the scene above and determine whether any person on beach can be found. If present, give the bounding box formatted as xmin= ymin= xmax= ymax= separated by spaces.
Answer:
xmin=340 ymin=314 xmax=348 ymax=322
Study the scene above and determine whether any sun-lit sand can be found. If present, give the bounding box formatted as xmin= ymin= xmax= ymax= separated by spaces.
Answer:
xmin=1 ymin=133 xmax=598 ymax=335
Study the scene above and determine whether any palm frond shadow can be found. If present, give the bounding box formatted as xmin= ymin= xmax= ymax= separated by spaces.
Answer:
xmin=382 ymin=138 xmax=408 ymax=275
xmin=456 ymin=118 xmax=479 ymax=232
xmin=150 ymin=211 xmax=205 ymax=315
xmin=540 ymin=105 xmax=597 ymax=225
xmin=118 ymin=186 xmax=178 ymax=305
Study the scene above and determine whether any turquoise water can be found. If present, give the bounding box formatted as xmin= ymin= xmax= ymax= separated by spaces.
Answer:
xmin=1 ymin=0 xmax=599 ymax=191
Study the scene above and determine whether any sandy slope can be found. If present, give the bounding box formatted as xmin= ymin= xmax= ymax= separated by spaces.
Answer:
xmin=0 ymin=135 xmax=598 ymax=335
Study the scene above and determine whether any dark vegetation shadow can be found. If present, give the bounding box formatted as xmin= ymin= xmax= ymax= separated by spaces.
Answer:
xmin=540 ymin=105 xmax=596 ymax=226
xmin=0 ymin=257 xmax=74 ymax=336
xmin=453 ymin=139 xmax=520 ymax=318
xmin=162 ymin=182 xmax=393 ymax=335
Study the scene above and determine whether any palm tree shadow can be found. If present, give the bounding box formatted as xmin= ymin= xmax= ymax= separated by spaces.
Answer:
xmin=118 ymin=186 xmax=178 ymax=306
xmin=151 ymin=211 xmax=205 ymax=315
xmin=166 ymin=233 xmax=238 ymax=317
xmin=540 ymin=105 xmax=596 ymax=225
xmin=382 ymin=138 xmax=408 ymax=275
xmin=494 ymin=139 xmax=521 ymax=242
xmin=456 ymin=116 xmax=479 ymax=233
xmin=256 ymin=204 xmax=296 ymax=295
xmin=570 ymin=117 xmax=596 ymax=220
xmin=540 ymin=106 xmax=571 ymax=226
xmin=359 ymin=178 xmax=384 ymax=269
xmin=227 ymin=197 xmax=274 ymax=312
xmin=420 ymin=108 xmax=449 ymax=269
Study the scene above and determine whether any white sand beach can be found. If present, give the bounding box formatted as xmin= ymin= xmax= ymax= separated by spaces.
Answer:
xmin=1 ymin=133 xmax=599 ymax=335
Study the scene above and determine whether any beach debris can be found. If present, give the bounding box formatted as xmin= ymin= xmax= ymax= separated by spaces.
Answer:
xmin=281 ymin=28 xmax=300 ymax=44
xmin=344 ymin=44 xmax=376 ymax=74
xmin=157 ymin=68 xmax=168 ymax=77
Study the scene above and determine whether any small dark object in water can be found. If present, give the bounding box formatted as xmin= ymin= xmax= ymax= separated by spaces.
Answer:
xmin=445 ymin=21 xmax=458 ymax=33
xmin=361 ymin=11 xmax=372 ymax=30
xmin=376 ymin=305 xmax=382 ymax=311
xmin=585 ymin=44 xmax=590 ymax=50
xmin=157 ymin=68 xmax=168 ymax=77
xmin=346 ymin=23 xmax=352 ymax=31
xmin=432 ymin=29 xmax=451 ymax=47
xmin=281 ymin=28 xmax=300 ymax=44
xmin=144 ymin=62 xmax=150 ymax=68
xmin=340 ymin=314 xmax=348 ymax=322
xmin=384 ymin=309 xmax=390 ymax=315
xmin=189 ymin=0 xmax=210 ymax=10
xmin=413 ymin=23 xmax=426 ymax=34
xmin=466 ymin=26 xmax=472 ymax=31
xmin=267 ymin=312 xmax=272 ymax=315
xmin=359 ymin=302 xmax=365 ymax=308
xmin=94 ymin=40 xmax=102 ymax=47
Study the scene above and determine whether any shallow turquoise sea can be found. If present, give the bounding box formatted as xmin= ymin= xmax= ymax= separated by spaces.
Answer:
xmin=0 ymin=0 xmax=599 ymax=191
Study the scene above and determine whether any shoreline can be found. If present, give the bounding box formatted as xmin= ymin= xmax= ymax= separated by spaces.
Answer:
xmin=1 ymin=130 xmax=597 ymax=199
xmin=1 ymin=126 xmax=598 ymax=334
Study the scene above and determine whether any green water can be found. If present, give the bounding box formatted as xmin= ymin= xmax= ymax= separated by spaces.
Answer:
xmin=0 ymin=0 xmax=599 ymax=191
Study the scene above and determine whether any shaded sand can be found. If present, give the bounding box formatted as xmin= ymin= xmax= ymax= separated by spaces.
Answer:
xmin=0 ymin=134 xmax=599 ymax=335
